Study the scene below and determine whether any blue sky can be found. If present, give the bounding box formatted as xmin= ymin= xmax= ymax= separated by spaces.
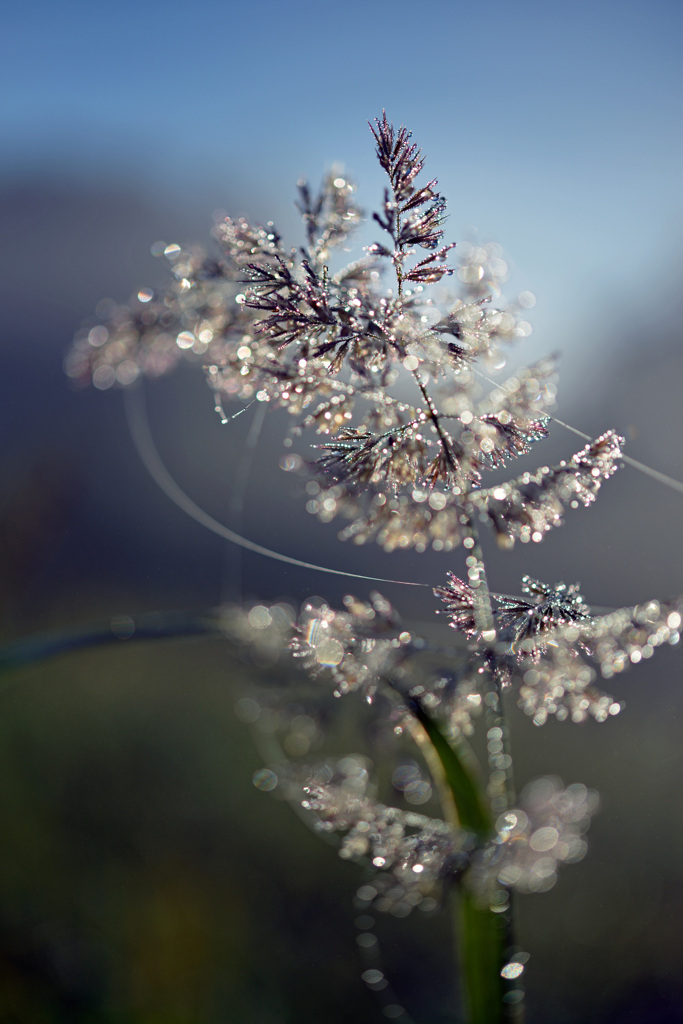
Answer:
xmin=4 ymin=0 xmax=683 ymax=383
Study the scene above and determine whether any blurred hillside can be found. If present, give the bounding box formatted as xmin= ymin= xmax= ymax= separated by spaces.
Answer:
xmin=2 ymin=168 xmax=683 ymax=1024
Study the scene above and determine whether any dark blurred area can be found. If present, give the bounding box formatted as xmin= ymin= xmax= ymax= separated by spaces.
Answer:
xmin=2 ymin=171 xmax=683 ymax=1024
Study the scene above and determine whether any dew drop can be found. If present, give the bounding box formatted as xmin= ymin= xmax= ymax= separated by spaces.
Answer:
xmin=252 ymin=768 xmax=278 ymax=792
xmin=361 ymin=968 xmax=386 ymax=989
xmin=248 ymin=605 xmax=272 ymax=629
xmin=314 ymin=638 xmax=344 ymax=666
xmin=501 ymin=961 xmax=525 ymax=980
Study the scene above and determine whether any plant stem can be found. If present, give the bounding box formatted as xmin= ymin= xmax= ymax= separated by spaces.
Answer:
xmin=398 ymin=370 xmax=517 ymax=1020
xmin=412 ymin=369 xmax=459 ymax=474
xmin=458 ymin=891 xmax=507 ymax=1024
xmin=462 ymin=508 xmax=524 ymax=1022
xmin=411 ymin=702 xmax=491 ymax=838
xmin=414 ymin=701 xmax=508 ymax=1024
xmin=462 ymin=509 xmax=516 ymax=816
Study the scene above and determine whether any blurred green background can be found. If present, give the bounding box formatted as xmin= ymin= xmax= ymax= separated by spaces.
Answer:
xmin=2 ymin=624 xmax=683 ymax=1023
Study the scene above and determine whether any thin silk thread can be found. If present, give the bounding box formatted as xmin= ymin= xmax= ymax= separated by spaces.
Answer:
xmin=125 ymin=382 xmax=683 ymax=592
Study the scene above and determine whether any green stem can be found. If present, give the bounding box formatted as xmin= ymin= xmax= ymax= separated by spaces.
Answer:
xmin=462 ymin=509 xmax=516 ymax=817
xmin=412 ymin=701 xmax=508 ymax=1024
xmin=392 ymin=370 xmax=514 ymax=1021
xmin=411 ymin=701 xmax=490 ymax=837
xmin=459 ymin=510 xmax=524 ymax=1022
xmin=459 ymin=892 xmax=506 ymax=1024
